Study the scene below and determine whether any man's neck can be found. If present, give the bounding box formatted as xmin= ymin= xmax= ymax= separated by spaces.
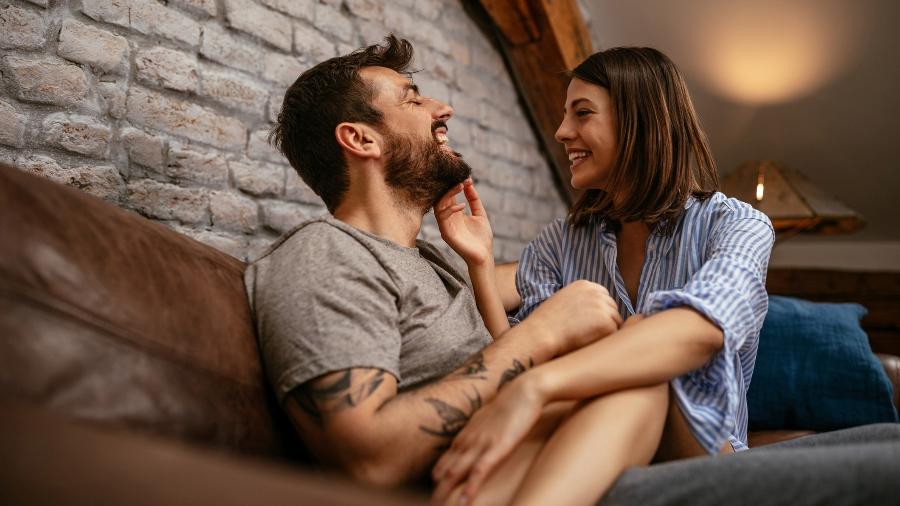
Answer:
xmin=333 ymin=191 xmax=424 ymax=248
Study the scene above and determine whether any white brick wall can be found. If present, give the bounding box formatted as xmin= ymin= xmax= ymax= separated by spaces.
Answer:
xmin=0 ymin=0 xmax=569 ymax=263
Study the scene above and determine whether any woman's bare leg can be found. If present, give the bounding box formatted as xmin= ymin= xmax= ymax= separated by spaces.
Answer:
xmin=654 ymin=390 xmax=734 ymax=462
xmin=508 ymin=383 xmax=669 ymax=506
xmin=439 ymin=401 xmax=575 ymax=506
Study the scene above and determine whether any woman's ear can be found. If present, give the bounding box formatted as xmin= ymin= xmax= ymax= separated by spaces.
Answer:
xmin=335 ymin=123 xmax=382 ymax=160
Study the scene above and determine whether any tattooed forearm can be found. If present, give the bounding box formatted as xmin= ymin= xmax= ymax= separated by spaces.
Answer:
xmin=292 ymin=369 xmax=386 ymax=426
xmin=451 ymin=351 xmax=489 ymax=380
xmin=419 ymin=387 xmax=483 ymax=438
xmin=497 ymin=357 xmax=534 ymax=389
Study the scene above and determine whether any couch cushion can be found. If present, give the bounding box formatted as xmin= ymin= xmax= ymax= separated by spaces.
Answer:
xmin=747 ymin=295 xmax=899 ymax=431
xmin=0 ymin=164 xmax=297 ymax=457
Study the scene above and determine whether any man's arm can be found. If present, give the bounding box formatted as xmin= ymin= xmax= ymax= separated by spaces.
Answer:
xmin=284 ymin=281 xmax=621 ymax=487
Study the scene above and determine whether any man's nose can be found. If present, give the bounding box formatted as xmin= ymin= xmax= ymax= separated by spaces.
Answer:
xmin=432 ymin=99 xmax=453 ymax=122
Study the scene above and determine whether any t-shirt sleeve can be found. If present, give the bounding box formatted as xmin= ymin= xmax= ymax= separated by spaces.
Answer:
xmin=251 ymin=229 xmax=403 ymax=404
xmin=510 ymin=219 xmax=565 ymax=325
xmin=644 ymin=213 xmax=774 ymax=453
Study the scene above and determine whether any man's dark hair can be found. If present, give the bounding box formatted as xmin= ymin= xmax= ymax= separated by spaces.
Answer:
xmin=269 ymin=35 xmax=414 ymax=213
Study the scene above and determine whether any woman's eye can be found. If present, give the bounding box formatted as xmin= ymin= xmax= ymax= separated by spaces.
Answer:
xmin=575 ymin=109 xmax=592 ymax=117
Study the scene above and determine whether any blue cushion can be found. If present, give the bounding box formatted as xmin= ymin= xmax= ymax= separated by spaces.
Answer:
xmin=747 ymin=295 xmax=899 ymax=430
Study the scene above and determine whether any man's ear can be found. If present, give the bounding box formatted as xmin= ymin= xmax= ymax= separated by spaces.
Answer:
xmin=335 ymin=122 xmax=382 ymax=160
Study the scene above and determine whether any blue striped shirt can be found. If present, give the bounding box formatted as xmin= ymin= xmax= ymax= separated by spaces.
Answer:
xmin=512 ymin=192 xmax=774 ymax=453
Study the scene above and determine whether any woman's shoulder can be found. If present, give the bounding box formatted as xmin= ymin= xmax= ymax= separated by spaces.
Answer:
xmin=689 ymin=192 xmax=772 ymax=227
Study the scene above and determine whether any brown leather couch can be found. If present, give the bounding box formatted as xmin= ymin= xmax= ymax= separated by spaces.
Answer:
xmin=1 ymin=163 xmax=898 ymax=504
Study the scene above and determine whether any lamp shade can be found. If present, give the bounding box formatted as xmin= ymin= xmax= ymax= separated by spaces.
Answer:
xmin=721 ymin=160 xmax=864 ymax=236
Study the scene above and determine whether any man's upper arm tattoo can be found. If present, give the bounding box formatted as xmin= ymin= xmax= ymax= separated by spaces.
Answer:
xmin=292 ymin=369 xmax=387 ymax=426
xmin=498 ymin=357 xmax=534 ymax=389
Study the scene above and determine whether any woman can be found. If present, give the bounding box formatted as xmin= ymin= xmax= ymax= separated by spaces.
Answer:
xmin=432 ymin=47 xmax=774 ymax=505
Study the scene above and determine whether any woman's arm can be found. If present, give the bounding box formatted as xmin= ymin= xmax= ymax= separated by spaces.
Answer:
xmin=494 ymin=261 xmax=521 ymax=313
xmin=435 ymin=179 xmax=510 ymax=338
xmin=525 ymin=307 xmax=722 ymax=401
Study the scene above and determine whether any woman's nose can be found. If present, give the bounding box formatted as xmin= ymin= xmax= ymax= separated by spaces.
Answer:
xmin=555 ymin=116 xmax=573 ymax=143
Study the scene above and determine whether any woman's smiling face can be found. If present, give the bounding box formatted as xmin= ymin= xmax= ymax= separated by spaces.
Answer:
xmin=554 ymin=78 xmax=618 ymax=191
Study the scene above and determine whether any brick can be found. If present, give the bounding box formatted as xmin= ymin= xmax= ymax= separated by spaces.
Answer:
xmin=98 ymin=82 xmax=126 ymax=119
xmin=225 ymin=0 xmax=292 ymax=52
xmin=200 ymin=23 xmax=262 ymax=74
xmin=127 ymin=179 xmax=209 ymax=224
xmin=384 ymin=7 xmax=448 ymax=54
xmin=2 ymin=55 xmax=89 ymax=107
xmin=43 ymin=113 xmax=112 ymax=159
xmin=127 ymin=87 xmax=247 ymax=150
xmin=448 ymin=40 xmax=470 ymax=66
xmin=490 ymin=212 xmax=521 ymax=240
xmin=285 ymin=169 xmax=323 ymax=205
xmin=268 ymin=92 xmax=282 ymax=122
xmin=122 ymin=127 xmax=166 ymax=169
xmin=519 ymin=218 xmax=547 ymax=241
xmin=247 ymin=129 xmax=283 ymax=163
xmin=345 ymin=0 xmax=383 ymax=21
xmin=57 ymin=19 xmax=129 ymax=74
xmin=450 ymin=94 xmax=483 ymax=124
xmin=414 ymin=74 xmax=450 ymax=108
xmin=314 ymin=3 xmax=354 ymax=43
xmin=210 ymin=190 xmax=259 ymax=233
xmin=17 ymin=154 xmax=124 ymax=202
xmin=231 ymin=158 xmax=284 ymax=196
xmin=413 ymin=1 xmax=441 ymax=21
xmin=262 ymin=52 xmax=305 ymax=86
xmin=414 ymin=46 xmax=455 ymax=82
xmin=294 ymin=23 xmax=335 ymax=63
xmin=471 ymin=182 xmax=502 ymax=214
xmin=136 ymin=47 xmax=199 ymax=92
xmin=0 ymin=100 xmax=25 ymax=148
xmin=170 ymin=0 xmax=217 ymax=17
xmin=356 ymin=19 xmax=387 ymax=47
xmin=259 ymin=0 xmax=314 ymax=22
xmin=165 ymin=143 xmax=229 ymax=187
xmin=260 ymin=199 xmax=311 ymax=233
xmin=199 ymin=67 xmax=268 ymax=114
xmin=131 ymin=0 xmax=201 ymax=48
xmin=81 ymin=0 xmax=129 ymax=29
xmin=0 ymin=4 xmax=48 ymax=50
xmin=24 ymin=0 xmax=48 ymax=7
xmin=456 ymin=70 xmax=492 ymax=101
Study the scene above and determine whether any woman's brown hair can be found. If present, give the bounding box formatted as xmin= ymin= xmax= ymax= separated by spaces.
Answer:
xmin=568 ymin=47 xmax=719 ymax=230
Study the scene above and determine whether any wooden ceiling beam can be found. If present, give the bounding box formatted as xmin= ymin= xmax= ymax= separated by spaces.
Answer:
xmin=475 ymin=0 xmax=594 ymax=204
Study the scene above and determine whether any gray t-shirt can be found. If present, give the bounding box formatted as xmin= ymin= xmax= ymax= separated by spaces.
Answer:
xmin=245 ymin=216 xmax=493 ymax=404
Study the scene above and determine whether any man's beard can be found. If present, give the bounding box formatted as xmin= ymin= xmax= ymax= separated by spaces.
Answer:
xmin=382 ymin=130 xmax=472 ymax=212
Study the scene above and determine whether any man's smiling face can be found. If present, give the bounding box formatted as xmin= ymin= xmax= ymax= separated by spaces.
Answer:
xmin=360 ymin=66 xmax=472 ymax=210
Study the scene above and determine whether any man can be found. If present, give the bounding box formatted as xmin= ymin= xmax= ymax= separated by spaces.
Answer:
xmin=246 ymin=35 xmax=900 ymax=504
xmin=245 ymin=35 xmax=621 ymax=487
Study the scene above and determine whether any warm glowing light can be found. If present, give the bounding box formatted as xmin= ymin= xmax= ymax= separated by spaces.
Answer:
xmin=756 ymin=183 xmax=765 ymax=202
xmin=684 ymin=1 xmax=865 ymax=105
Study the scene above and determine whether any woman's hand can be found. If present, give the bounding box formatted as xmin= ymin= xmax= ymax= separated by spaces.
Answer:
xmin=435 ymin=178 xmax=493 ymax=267
xmin=431 ymin=373 xmax=545 ymax=505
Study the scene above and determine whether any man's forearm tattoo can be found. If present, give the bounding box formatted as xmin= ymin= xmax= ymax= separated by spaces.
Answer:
xmin=292 ymin=369 xmax=386 ymax=425
xmin=452 ymin=351 xmax=488 ymax=380
xmin=497 ymin=357 xmax=534 ymax=389
xmin=418 ymin=387 xmax=482 ymax=439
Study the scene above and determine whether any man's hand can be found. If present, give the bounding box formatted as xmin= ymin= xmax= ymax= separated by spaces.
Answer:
xmin=431 ymin=372 xmax=546 ymax=504
xmin=525 ymin=280 xmax=622 ymax=357
xmin=435 ymin=178 xmax=493 ymax=267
